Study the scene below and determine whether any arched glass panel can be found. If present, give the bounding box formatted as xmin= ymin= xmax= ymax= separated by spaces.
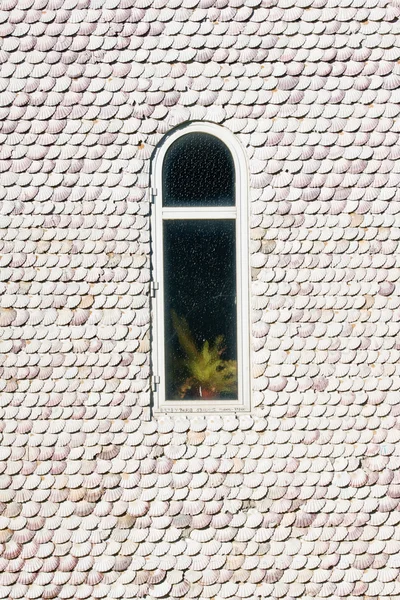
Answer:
xmin=162 ymin=132 xmax=235 ymax=207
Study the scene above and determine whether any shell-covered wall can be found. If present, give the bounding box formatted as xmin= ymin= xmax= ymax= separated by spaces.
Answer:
xmin=1 ymin=0 xmax=400 ymax=599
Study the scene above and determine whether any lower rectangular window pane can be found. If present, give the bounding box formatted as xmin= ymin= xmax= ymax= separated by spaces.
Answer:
xmin=163 ymin=220 xmax=237 ymax=401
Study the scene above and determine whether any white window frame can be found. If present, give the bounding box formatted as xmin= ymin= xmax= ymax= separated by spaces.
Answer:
xmin=151 ymin=122 xmax=251 ymax=414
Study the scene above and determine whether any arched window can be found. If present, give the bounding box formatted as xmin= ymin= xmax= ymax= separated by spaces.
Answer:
xmin=151 ymin=123 xmax=250 ymax=413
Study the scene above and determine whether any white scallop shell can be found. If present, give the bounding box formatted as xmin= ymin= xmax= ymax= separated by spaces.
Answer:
xmin=378 ymin=280 xmax=395 ymax=296
xmin=127 ymin=500 xmax=149 ymax=517
xmin=350 ymin=469 xmax=368 ymax=487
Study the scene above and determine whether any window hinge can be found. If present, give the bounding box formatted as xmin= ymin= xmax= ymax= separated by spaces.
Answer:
xmin=151 ymin=375 xmax=160 ymax=391
xmin=150 ymin=187 xmax=158 ymax=202
xmin=150 ymin=281 xmax=159 ymax=297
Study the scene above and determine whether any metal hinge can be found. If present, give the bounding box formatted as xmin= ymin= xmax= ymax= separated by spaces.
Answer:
xmin=150 ymin=281 xmax=159 ymax=297
xmin=150 ymin=187 xmax=158 ymax=202
xmin=151 ymin=375 xmax=160 ymax=392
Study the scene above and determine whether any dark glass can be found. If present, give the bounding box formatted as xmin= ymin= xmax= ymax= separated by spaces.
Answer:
xmin=164 ymin=220 xmax=237 ymax=401
xmin=163 ymin=133 xmax=235 ymax=207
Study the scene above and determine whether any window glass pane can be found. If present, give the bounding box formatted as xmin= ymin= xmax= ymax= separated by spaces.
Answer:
xmin=163 ymin=220 xmax=237 ymax=401
xmin=163 ymin=133 xmax=235 ymax=207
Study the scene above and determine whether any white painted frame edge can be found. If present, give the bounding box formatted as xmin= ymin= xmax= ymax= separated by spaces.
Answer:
xmin=151 ymin=121 xmax=251 ymax=414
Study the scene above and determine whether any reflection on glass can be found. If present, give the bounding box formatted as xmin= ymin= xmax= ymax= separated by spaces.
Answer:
xmin=164 ymin=220 xmax=237 ymax=400
xmin=163 ymin=133 xmax=235 ymax=207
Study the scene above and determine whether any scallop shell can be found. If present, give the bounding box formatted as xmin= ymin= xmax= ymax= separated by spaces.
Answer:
xmin=179 ymin=501 xmax=202 ymax=516
xmin=350 ymin=470 xmax=368 ymax=487
xmin=379 ymin=281 xmax=395 ymax=296
xmin=2 ymin=539 xmax=23 ymax=560
xmin=21 ymin=501 xmax=41 ymax=518
xmin=190 ymin=527 xmax=215 ymax=543
xmin=127 ymin=500 xmax=149 ymax=517
xmin=0 ymin=571 xmax=19 ymax=586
